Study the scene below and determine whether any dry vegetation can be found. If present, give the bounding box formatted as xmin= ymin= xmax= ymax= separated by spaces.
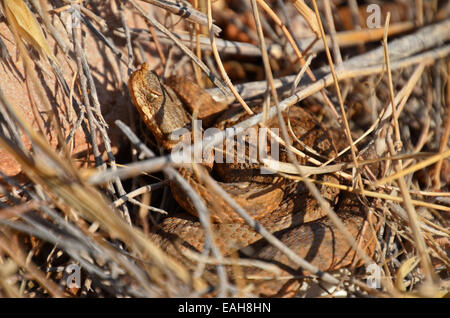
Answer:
xmin=0 ymin=0 xmax=448 ymax=298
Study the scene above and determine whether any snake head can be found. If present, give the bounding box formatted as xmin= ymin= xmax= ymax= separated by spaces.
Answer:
xmin=128 ymin=63 xmax=191 ymax=150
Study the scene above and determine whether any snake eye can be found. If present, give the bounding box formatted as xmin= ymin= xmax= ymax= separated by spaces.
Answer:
xmin=236 ymin=182 xmax=251 ymax=189
xmin=148 ymin=87 xmax=162 ymax=101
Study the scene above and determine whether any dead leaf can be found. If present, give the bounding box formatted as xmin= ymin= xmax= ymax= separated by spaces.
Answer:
xmin=395 ymin=256 xmax=420 ymax=291
xmin=2 ymin=0 xmax=57 ymax=63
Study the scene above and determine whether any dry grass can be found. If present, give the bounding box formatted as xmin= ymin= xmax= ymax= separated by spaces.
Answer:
xmin=0 ymin=0 xmax=448 ymax=297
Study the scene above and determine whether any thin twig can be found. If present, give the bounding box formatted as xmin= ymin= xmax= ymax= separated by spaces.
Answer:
xmin=114 ymin=120 xmax=230 ymax=297
xmin=88 ymin=45 xmax=450 ymax=186
xmin=206 ymin=0 xmax=253 ymax=115
xmin=130 ymin=0 xmax=229 ymax=94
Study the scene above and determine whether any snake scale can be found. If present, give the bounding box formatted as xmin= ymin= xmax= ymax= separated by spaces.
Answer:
xmin=128 ymin=63 xmax=378 ymax=296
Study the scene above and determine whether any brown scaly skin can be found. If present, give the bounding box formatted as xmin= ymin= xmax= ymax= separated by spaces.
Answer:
xmin=128 ymin=63 xmax=378 ymax=296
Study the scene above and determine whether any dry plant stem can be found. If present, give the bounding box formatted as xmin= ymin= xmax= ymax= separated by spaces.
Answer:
xmin=0 ymin=105 xmax=25 ymax=156
xmin=198 ymin=171 xmax=340 ymax=286
xmin=130 ymin=0 xmax=229 ymax=94
xmin=0 ymin=89 xmax=205 ymax=295
xmin=269 ymin=152 xmax=431 ymax=180
xmin=250 ymin=0 xmax=280 ymax=111
xmin=125 ymin=29 xmax=266 ymax=57
xmin=193 ymin=0 xmax=203 ymax=87
xmin=88 ymin=45 xmax=450 ymax=186
xmin=280 ymin=174 xmax=450 ymax=213
xmin=0 ymin=268 xmax=21 ymax=298
xmin=433 ymin=61 xmax=450 ymax=188
xmin=181 ymin=249 xmax=282 ymax=275
xmin=347 ymin=0 xmax=363 ymax=29
xmin=323 ymin=61 xmax=426 ymax=168
xmin=321 ymin=22 xmax=413 ymax=51
xmin=0 ymin=201 xmax=40 ymax=220
xmin=266 ymin=128 xmax=357 ymax=182
xmin=117 ymin=194 xmax=168 ymax=214
xmin=255 ymin=0 xmax=306 ymax=62
xmin=251 ymin=0 xmax=340 ymax=281
xmin=113 ymin=182 xmax=165 ymax=207
xmin=79 ymin=9 xmax=126 ymax=64
xmin=77 ymin=2 xmax=159 ymax=223
xmin=289 ymin=0 xmax=321 ymax=37
xmin=276 ymin=0 xmax=299 ymax=49
xmin=96 ymin=124 xmax=132 ymax=224
xmin=36 ymin=192 xmax=158 ymax=294
xmin=255 ymin=0 xmax=340 ymax=120
xmin=387 ymin=203 xmax=449 ymax=237
xmin=207 ymin=20 xmax=450 ymax=104
xmin=34 ymin=205 xmax=164 ymax=296
xmin=2 ymin=4 xmax=66 ymax=154
xmin=72 ymin=14 xmax=102 ymax=167
xmin=253 ymin=2 xmax=279 ymax=44
xmin=383 ymin=27 xmax=437 ymax=286
xmin=35 ymin=204 xmax=119 ymax=268
xmin=386 ymin=140 xmax=437 ymax=291
xmin=206 ymin=0 xmax=253 ymax=115
xmin=168 ymin=167 xmax=229 ymax=296
xmin=351 ymin=278 xmax=389 ymax=297
xmin=238 ymin=47 xmax=450 ymax=125
xmin=342 ymin=19 xmax=450 ymax=70
xmin=0 ymin=232 xmax=64 ymax=297
xmin=2 ymin=208 xmax=119 ymax=284
xmin=141 ymin=0 xmax=221 ymax=35
xmin=290 ymin=54 xmax=314 ymax=96
xmin=72 ymin=5 xmax=131 ymax=223
xmin=117 ymin=0 xmax=134 ymax=73
xmin=30 ymin=0 xmax=69 ymax=54
xmin=0 ymin=91 xmax=75 ymax=181
xmin=70 ymin=2 xmax=106 ymax=30
xmin=375 ymin=149 xmax=450 ymax=188
xmin=252 ymin=0 xmax=374 ymax=277
xmin=416 ymin=0 xmax=424 ymax=26
xmin=206 ymin=52 xmax=450 ymax=105
xmin=383 ymin=14 xmax=402 ymax=152
xmin=114 ymin=120 xmax=229 ymax=296
xmin=323 ymin=0 xmax=342 ymax=65
xmin=383 ymin=62 xmax=426 ymax=124
xmin=402 ymin=121 xmax=430 ymax=169
xmin=147 ymin=23 xmax=167 ymax=67
xmin=135 ymin=22 xmax=414 ymax=59
xmin=311 ymin=0 xmax=363 ymax=191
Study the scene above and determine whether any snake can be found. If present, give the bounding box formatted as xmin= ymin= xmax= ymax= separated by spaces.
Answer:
xmin=128 ymin=63 xmax=378 ymax=296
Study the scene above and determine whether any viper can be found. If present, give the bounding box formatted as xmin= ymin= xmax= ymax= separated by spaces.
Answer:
xmin=128 ymin=63 xmax=378 ymax=296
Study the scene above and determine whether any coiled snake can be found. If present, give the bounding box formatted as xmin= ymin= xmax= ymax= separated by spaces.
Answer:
xmin=128 ymin=63 xmax=377 ymax=296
